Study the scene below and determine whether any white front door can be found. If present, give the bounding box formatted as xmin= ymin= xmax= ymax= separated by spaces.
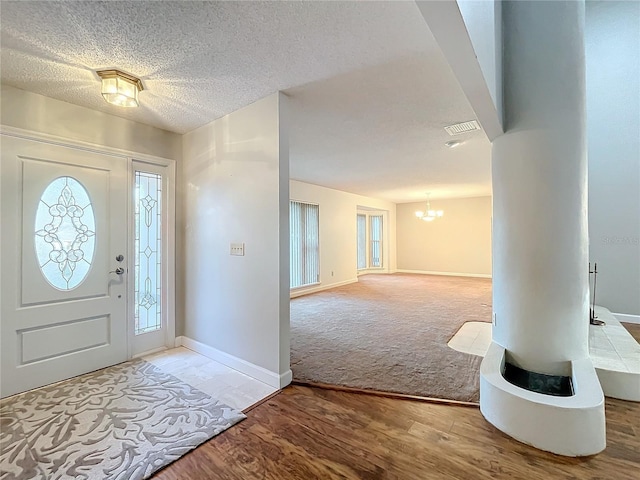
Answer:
xmin=1 ymin=135 xmax=128 ymax=398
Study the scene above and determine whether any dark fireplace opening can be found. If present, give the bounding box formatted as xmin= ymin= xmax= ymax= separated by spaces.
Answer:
xmin=502 ymin=362 xmax=575 ymax=397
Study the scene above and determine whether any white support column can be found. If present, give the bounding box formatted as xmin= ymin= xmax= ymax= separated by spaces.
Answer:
xmin=480 ymin=0 xmax=606 ymax=456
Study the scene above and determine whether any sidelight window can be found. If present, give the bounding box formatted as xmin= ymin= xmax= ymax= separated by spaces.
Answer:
xmin=134 ymin=171 xmax=162 ymax=335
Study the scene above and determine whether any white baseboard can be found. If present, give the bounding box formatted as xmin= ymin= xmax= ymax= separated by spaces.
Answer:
xmin=357 ymin=269 xmax=391 ymax=276
xmin=396 ymin=269 xmax=492 ymax=279
xmin=614 ymin=313 xmax=640 ymax=325
xmin=290 ymin=278 xmax=358 ymax=298
xmin=175 ymin=336 xmax=291 ymax=389
xmin=279 ymin=369 xmax=293 ymax=387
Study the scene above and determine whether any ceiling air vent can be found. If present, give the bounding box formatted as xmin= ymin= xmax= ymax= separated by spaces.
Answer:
xmin=444 ymin=120 xmax=481 ymax=136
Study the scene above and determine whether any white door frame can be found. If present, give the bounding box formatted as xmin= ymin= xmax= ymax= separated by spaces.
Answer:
xmin=0 ymin=126 xmax=177 ymax=362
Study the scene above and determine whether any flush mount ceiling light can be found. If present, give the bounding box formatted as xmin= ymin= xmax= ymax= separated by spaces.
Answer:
xmin=415 ymin=193 xmax=444 ymax=222
xmin=96 ymin=69 xmax=143 ymax=107
xmin=445 ymin=140 xmax=462 ymax=148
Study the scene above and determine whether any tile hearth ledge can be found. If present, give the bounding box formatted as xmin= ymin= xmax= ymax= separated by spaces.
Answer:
xmin=448 ymin=306 xmax=640 ymax=402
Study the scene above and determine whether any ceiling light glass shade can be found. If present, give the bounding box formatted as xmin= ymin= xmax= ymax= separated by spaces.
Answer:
xmin=415 ymin=210 xmax=424 ymax=218
xmin=96 ymin=70 xmax=143 ymax=107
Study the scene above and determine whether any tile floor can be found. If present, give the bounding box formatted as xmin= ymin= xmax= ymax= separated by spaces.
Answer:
xmin=449 ymin=311 xmax=639 ymax=376
xmin=589 ymin=307 xmax=640 ymax=374
xmin=142 ymin=347 xmax=278 ymax=411
xmin=447 ymin=321 xmax=492 ymax=356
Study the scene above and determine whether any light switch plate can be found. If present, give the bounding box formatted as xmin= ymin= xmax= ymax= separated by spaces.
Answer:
xmin=230 ymin=243 xmax=245 ymax=256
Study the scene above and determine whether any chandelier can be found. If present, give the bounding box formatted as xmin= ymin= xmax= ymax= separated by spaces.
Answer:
xmin=415 ymin=193 xmax=444 ymax=222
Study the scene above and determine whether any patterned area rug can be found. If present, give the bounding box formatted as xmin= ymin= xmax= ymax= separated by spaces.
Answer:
xmin=0 ymin=359 xmax=246 ymax=479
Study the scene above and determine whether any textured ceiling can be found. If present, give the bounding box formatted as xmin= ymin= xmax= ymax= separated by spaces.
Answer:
xmin=0 ymin=1 xmax=491 ymax=202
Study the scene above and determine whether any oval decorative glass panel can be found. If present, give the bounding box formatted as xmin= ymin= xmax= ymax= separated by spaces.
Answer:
xmin=34 ymin=176 xmax=96 ymax=290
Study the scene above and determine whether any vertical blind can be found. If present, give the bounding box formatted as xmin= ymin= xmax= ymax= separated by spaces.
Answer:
xmin=290 ymin=201 xmax=319 ymax=288
xmin=370 ymin=214 xmax=383 ymax=268
xmin=357 ymin=214 xmax=366 ymax=270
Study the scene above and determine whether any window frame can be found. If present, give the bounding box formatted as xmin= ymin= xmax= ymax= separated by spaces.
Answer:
xmin=357 ymin=211 xmax=385 ymax=271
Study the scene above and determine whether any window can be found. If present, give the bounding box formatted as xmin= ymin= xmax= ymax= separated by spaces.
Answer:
xmin=357 ymin=214 xmax=366 ymax=270
xmin=35 ymin=176 xmax=96 ymax=290
xmin=369 ymin=215 xmax=383 ymax=268
xmin=290 ymin=201 xmax=319 ymax=288
xmin=356 ymin=211 xmax=385 ymax=270
xmin=134 ymin=171 xmax=162 ymax=335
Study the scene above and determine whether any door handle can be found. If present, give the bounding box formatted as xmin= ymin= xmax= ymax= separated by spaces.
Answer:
xmin=110 ymin=267 xmax=125 ymax=275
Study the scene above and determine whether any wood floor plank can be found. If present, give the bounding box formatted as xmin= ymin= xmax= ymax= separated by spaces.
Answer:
xmin=266 ymin=393 xmax=469 ymax=479
xmin=154 ymin=385 xmax=640 ymax=480
xmin=622 ymin=322 xmax=640 ymax=343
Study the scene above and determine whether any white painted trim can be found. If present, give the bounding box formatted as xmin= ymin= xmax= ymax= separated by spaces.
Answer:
xmin=357 ymin=268 xmax=387 ymax=276
xmin=177 ymin=336 xmax=289 ymax=389
xmin=396 ymin=269 xmax=492 ymax=279
xmin=129 ymin=160 xmax=177 ymax=356
xmin=1 ymin=126 xmax=178 ymax=362
xmin=279 ymin=369 xmax=293 ymax=388
xmin=290 ymin=281 xmax=320 ymax=292
xmin=614 ymin=313 xmax=640 ymax=325
xmin=356 ymin=209 xmax=390 ymax=273
xmin=0 ymin=125 xmax=175 ymax=165
xmin=290 ymin=278 xmax=358 ymax=298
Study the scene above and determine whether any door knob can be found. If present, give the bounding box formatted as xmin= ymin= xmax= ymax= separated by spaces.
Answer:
xmin=115 ymin=255 xmax=124 ymax=262
xmin=110 ymin=267 xmax=125 ymax=275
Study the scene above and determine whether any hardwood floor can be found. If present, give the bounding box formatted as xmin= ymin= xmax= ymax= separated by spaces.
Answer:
xmin=624 ymin=322 xmax=640 ymax=343
xmin=154 ymin=385 xmax=640 ymax=480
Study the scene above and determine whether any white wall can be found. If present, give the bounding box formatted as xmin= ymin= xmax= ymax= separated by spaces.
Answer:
xmin=182 ymin=93 xmax=290 ymax=386
xmin=586 ymin=1 xmax=640 ymax=316
xmin=457 ymin=0 xmax=503 ymax=126
xmin=0 ymin=84 xmax=187 ymax=335
xmin=0 ymin=85 xmax=181 ymax=160
xmin=289 ymin=180 xmax=396 ymax=297
xmin=396 ymin=196 xmax=492 ymax=277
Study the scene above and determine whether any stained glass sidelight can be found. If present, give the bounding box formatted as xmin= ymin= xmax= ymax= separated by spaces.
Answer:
xmin=35 ymin=176 xmax=95 ymax=290
xmin=134 ymin=171 xmax=162 ymax=335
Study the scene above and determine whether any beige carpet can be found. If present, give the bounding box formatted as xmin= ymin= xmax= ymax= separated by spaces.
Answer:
xmin=0 ymin=359 xmax=245 ymax=480
xmin=290 ymin=274 xmax=492 ymax=403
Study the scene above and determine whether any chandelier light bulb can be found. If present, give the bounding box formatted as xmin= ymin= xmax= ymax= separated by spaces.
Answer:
xmin=416 ymin=193 xmax=444 ymax=222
